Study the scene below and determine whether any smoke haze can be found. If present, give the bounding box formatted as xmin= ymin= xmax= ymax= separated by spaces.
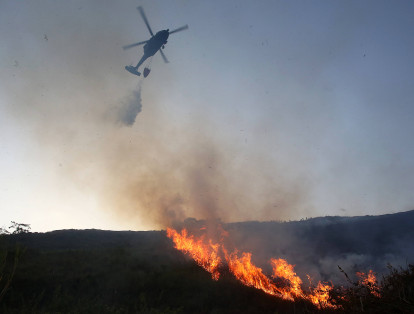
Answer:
xmin=2 ymin=1 xmax=414 ymax=232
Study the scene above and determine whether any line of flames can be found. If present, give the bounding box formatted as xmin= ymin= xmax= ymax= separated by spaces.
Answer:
xmin=167 ymin=227 xmax=381 ymax=309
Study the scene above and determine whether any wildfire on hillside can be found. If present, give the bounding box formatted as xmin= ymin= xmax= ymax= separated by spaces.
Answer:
xmin=167 ymin=226 xmax=381 ymax=310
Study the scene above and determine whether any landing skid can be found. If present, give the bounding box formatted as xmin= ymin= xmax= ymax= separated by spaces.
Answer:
xmin=125 ymin=65 xmax=141 ymax=76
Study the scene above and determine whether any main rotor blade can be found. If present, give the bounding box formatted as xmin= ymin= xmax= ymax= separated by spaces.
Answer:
xmin=137 ymin=6 xmax=154 ymax=37
xmin=122 ymin=40 xmax=148 ymax=50
xmin=159 ymin=49 xmax=169 ymax=63
xmin=169 ymin=24 xmax=189 ymax=35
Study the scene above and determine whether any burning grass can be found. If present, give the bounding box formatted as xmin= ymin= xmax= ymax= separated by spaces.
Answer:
xmin=167 ymin=226 xmax=414 ymax=312
xmin=1 ymin=228 xmax=413 ymax=313
xmin=166 ymin=228 xmax=222 ymax=280
xmin=167 ymin=226 xmax=340 ymax=309
xmin=329 ymin=264 xmax=414 ymax=313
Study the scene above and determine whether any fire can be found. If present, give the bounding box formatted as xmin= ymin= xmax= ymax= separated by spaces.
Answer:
xmin=224 ymin=250 xmax=287 ymax=299
xmin=167 ymin=226 xmax=342 ymax=309
xmin=357 ymin=270 xmax=381 ymax=298
xmin=166 ymin=228 xmax=222 ymax=280
xmin=307 ymin=281 xmax=335 ymax=309
xmin=271 ymin=258 xmax=304 ymax=299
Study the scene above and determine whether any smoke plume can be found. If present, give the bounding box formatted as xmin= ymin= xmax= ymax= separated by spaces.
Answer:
xmin=4 ymin=79 xmax=309 ymax=230
xmin=1 ymin=1 xmax=311 ymax=231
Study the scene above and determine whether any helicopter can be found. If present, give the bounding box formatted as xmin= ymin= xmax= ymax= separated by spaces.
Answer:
xmin=123 ymin=6 xmax=188 ymax=77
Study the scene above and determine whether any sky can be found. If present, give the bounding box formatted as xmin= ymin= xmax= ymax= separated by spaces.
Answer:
xmin=1 ymin=0 xmax=414 ymax=232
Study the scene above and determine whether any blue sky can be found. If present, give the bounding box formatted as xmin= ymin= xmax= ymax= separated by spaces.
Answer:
xmin=1 ymin=0 xmax=414 ymax=232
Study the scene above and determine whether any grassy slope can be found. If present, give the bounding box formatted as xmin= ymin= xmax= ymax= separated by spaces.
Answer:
xmin=1 ymin=230 xmax=311 ymax=313
xmin=1 ymin=210 xmax=414 ymax=313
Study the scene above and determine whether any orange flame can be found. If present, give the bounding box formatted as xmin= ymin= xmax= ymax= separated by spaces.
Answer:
xmin=166 ymin=228 xmax=222 ymax=280
xmin=167 ymin=227 xmax=340 ymax=309
xmin=271 ymin=258 xmax=305 ymax=299
xmin=308 ymin=281 xmax=335 ymax=308
xmin=357 ymin=270 xmax=381 ymax=298
xmin=224 ymin=250 xmax=287 ymax=299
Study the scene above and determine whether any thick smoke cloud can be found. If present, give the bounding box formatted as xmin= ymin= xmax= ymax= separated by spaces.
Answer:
xmin=93 ymin=125 xmax=309 ymax=228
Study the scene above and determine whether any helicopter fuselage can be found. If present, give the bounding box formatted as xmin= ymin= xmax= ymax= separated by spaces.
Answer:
xmin=143 ymin=30 xmax=169 ymax=57
xmin=131 ymin=30 xmax=170 ymax=74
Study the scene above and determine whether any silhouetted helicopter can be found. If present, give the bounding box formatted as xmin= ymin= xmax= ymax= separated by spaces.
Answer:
xmin=123 ymin=6 xmax=188 ymax=77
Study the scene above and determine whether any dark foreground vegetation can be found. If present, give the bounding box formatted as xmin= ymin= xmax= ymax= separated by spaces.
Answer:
xmin=1 ymin=230 xmax=309 ymax=313
xmin=1 ymin=211 xmax=414 ymax=313
xmin=331 ymin=264 xmax=414 ymax=313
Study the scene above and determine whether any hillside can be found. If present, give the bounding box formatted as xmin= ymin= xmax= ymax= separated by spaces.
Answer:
xmin=225 ymin=210 xmax=414 ymax=282
xmin=1 ymin=210 xmax=414 ymax=313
